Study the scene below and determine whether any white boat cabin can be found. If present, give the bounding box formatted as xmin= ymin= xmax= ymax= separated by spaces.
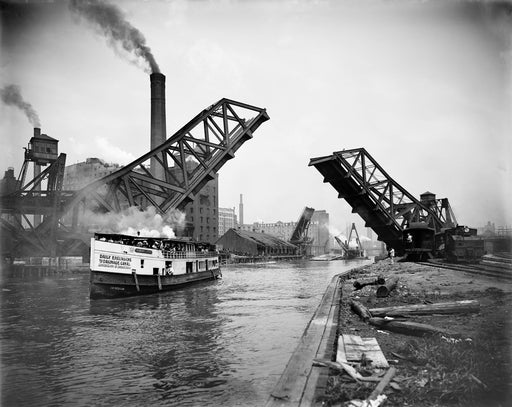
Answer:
xmin=90 ymin=233 xmax=219 ymax=276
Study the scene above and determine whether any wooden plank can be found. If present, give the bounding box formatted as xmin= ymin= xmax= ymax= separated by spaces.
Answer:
xmin=361 ymin=338 xmax=389 ymax=368
xmin=367 ymin=367 xmax=396 ymax=402
xmin=337 ymin=335 xmax=389 ymax=368
xmin=301 ymin=281 xmax=343 ymax=405
xmin=266 ymin=275 xmax=338 ymax=406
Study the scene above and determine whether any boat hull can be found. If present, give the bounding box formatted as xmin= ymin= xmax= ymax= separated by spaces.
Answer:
xmin=90 ymin=269 xmax=222 ymax=299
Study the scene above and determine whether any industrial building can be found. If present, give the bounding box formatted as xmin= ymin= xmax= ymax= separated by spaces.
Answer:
xmin=216 ymin=228 xmax=298 ymax=257
xmin=182 ymin=175 xmax=218 ymax=244
xmin=63 ymin=158 xmax=121 ymax=190
xmin=218 ymin=207 xmax=237 ymax=237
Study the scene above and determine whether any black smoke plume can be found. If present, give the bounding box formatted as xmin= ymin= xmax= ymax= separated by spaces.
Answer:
xmin=69 ymin=0 xmax=160 ymax=74
xmin=0 ymin=85 xmax=41 ymax=127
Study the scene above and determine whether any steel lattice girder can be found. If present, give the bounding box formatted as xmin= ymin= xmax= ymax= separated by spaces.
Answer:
xmin=63 ymin=98 xmax=269 ymax=217
xmin=309 ymin=148 xmax=444 ymax=249
xmin=0 ymin=99 xmax=268 ymax=257
xmin=290 ymin=206 xmax=315 ymax=244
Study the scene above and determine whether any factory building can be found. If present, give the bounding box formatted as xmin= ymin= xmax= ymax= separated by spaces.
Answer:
xmin=0 ymin=168 xmax=19 ymax=195
xmin=63 ymin=158 xmax=121 ymax=190
xmin=248 ymin=221 xmax=296 ymax=241
xmin=182 ymin=174 xmax=219 ymax=245
xmin=218 ymin=207 xmax=237 ymax=237
xmin=216 ymin=228 xmax=298 ymax=257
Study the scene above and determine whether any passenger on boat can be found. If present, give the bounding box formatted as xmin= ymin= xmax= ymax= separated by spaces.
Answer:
xmin=165 ymin=262 xmax=174 ymax=275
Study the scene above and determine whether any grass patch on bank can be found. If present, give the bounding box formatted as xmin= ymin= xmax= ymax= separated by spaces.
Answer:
xmin=325 ymin=333 xmax=511 ymax=407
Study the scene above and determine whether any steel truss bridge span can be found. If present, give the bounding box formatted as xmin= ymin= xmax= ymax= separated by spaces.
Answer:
xmin=309 ymin=148 xmax=455 ymax=254
xmin=1 ymin=98 xmax=269 ymax=257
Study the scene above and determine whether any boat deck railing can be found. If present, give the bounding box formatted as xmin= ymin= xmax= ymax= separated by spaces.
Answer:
xmin=162 ymin=251 xmax=218 ymax=260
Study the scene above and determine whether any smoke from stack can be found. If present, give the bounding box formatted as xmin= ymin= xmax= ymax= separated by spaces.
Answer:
xmin=1 ymin=85 xmax=41 ymax=127
xmin=80 ymin=205 xmax=185 ymax=238
xmin=69 ymin=0 xmax=160 ymax=74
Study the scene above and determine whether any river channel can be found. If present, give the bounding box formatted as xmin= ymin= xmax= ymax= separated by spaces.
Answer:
xmin=1 ymin=259 xmax=370 ymax=406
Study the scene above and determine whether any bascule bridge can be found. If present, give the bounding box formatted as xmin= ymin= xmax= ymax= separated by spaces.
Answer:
xmin=309 ymin=148 xmax=457 ymax=255
xmin=1 ymin=74 xmax=269 ymax=260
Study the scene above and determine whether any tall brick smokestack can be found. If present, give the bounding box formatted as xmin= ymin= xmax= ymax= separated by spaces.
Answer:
xmin=33 ymin=127 xmax=42 ymax=227
xmin=150 ymin=73 xmax=166 ymax=179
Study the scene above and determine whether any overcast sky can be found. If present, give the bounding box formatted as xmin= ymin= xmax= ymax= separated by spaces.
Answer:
xmin=1 ymin=0 xmax=511 ymax=235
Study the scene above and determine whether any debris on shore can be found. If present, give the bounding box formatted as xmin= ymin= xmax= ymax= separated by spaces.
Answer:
xmin=323 ymin=261 xmax=512 ymax=407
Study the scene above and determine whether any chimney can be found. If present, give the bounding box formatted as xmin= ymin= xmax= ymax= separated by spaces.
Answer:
xmin=239 ymin=193 xmax=244 ymax=226
xmin=150 ymin=73 xmax=166 ymax=179
xmin=33 ymin=128 xmax=42 ymax=227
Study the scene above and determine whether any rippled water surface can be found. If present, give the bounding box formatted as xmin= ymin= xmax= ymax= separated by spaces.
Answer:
xmin=1 ymin=259 xmax=369 ymax=406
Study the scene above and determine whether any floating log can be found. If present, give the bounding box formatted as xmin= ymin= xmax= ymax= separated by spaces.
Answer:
xmin=369 ymin=300 xmax=480 ymax=317
xmin=353 ymin=276 xmax=386 ymax=291
xmin=350 ymin=300 xmax=373 ymax=321
xmin=369 ymin=317 xmax=460 ymax=337
xmin=376 ymin=276 xmax=398 ymax=297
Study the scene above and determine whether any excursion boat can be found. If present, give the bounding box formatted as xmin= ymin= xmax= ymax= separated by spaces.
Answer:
xmin=89 ymin=233 xmax=222 ymax=299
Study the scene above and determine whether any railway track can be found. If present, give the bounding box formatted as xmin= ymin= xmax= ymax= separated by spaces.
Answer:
xmin=418 ymin=256 xmax=512 ymax=281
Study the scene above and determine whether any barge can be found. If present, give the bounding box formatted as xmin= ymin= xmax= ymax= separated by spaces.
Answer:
xmin=90 ymin=233 xmax=221 ymax=299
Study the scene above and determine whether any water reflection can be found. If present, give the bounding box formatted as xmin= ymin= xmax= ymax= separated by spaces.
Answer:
xmin=1 ymin=259 xmax=370 ymax=406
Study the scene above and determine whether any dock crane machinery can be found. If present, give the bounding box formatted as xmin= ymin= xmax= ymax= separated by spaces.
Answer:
xmin=335 ymin=223 xmax=365 ymax=259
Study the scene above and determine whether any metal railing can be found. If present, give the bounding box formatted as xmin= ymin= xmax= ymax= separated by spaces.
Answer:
xmin=162 ymin=251 xmax=218 ymax=260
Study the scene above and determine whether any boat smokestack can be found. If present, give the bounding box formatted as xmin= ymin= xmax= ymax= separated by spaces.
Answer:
xmin=150 ymin=72 xmax=166 ymax=179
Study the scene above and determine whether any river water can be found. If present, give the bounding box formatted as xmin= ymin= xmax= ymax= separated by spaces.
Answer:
xmin=1 ymin=259 xmax=369 ymax=406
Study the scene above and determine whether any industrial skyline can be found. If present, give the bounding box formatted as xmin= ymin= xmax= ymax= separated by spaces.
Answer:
xmin=1 ymin=0 xmax=511 ymax=235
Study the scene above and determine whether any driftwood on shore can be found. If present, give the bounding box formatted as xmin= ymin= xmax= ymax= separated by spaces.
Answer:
xmin=376 ymin=276 xmax=398 ymax=298
xmin=350 ymin=299 xmax=373 ymax=321
xmin=353 ymin=277 xmax=386 ymax=291
xmin=312 ymin=358 xmax=382 ymax=382
xmin=368 ymin=317 xmax=461 ymax=337
xmin=368 ymin=366 xmax=397 ymax=401
xmin=369 ymin=300 xmax=480 ymax=317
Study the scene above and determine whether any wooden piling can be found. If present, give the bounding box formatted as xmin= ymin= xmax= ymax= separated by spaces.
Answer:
xmin=132 ymin=271 xmax=140 ymax=292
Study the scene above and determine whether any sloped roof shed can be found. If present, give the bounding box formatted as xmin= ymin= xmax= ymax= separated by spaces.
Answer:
xmin=216 ymin=228 xmax=297 ymax=256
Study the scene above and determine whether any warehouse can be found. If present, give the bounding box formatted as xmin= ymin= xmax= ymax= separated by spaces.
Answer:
xmin=216 ymin=228 xmax=298 ymax=257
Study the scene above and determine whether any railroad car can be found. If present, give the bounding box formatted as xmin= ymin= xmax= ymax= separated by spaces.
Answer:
xmin=402 ymin=222 xmax=436 ymax=261
xmin=444 ymin=226 xmax=484 ymax=263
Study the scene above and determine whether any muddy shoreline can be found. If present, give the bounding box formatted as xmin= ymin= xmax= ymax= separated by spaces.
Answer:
xmin=324 ymin=260 xmax=512 ymax=407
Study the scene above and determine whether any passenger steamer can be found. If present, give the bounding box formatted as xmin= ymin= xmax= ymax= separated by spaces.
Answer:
xmin=90 ymin=233 xmax=221 ymax=299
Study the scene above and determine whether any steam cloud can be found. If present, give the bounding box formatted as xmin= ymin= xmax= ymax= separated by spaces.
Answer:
xmin=69 ymin=0 xmax=160 ymax=74
xmin=0 ymin=85 xmax=41 ymax=127
xmin=81 ymin=206 xmax=185 ymax=238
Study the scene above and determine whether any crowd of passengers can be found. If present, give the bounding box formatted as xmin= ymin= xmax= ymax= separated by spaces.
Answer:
xmin=96 ymin=235 xmax=213 ymax=253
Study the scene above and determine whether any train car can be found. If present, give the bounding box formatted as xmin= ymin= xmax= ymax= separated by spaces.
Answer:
xmin=402 ymin=222 xmax=436 ymax=261
xmin=444 ymin=226 xmax=484 ymax=263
